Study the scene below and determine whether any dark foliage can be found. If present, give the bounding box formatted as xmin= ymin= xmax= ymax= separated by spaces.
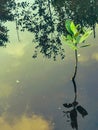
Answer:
xmin=1 ymin=0 xmax=98 ymax=58
xmin=14 ymin=0 xmax=65 ymax=60
xmin=70 ymin=109 xmax=78 ymax=130
xmin=0 ymin=24 xmax=9 ymax=46
xmin=0 ymin=0 xmax=15 ymax=46
xmin=14 ymin=0 xmax=98 ymax=59
xmin=52 ymin=0 xmax=98 ymax=26
xmin=0 ymin=0 xmax=15 ymax=21
xmin=52 ymin=0 xmax=98 ymax=37
xmin=77 ymin=105 xmax=88 ymax=117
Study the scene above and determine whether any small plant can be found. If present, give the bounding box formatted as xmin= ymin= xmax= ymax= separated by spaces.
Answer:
xmin=62 ymin=20 xmax=93 ymax=96
xmin=62 ymin=20 xmax=93 ymax=88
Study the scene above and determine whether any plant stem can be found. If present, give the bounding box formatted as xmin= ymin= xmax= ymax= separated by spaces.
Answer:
xmin=72 ymin=49 xmax=78 ymax=102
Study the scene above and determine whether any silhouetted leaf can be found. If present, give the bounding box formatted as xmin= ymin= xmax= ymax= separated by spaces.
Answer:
xmin=63 ymin=103 xmax=72 ymax=108
xmin=70 ymin=109 xmax=77 ymax=121
xmin=77 ymin=105 xmax=88 ymax=117
xmin=72 ymin=101 xmax=78 ymax=107
xmin=70 ymin=109 xmax=78 ymax=129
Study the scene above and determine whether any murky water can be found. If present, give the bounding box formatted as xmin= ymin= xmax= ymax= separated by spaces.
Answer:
xmin=0 ymin=24 xmax=98 ymax=130
xmin=0 ymin=0 xmax=98 ymax=130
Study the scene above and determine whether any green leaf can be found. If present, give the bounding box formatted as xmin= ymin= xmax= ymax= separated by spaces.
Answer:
xmin=79 ymin=30 xmax=92 ymax=43
xmin=67 ymin=35 xmax=72 ymax=40
xmin=65 ymin=20 xmax=73 ymax=34
xmin=76 ymin=35 xmax=81 ymax=44
xmin=72 ymin=37 xmax=76 ymax=44
xmin=66 ymin=41 xmax=77 ymax=50
xmin=69 ymin=44 xmax=77 ymax=50
xmin=80 ymin=44 xmax=91 ymax=48
xmin=63 ymin=20 xmax=92 ymax=51
xmin=70 ymin=21 xmax=78 ymax=35
xmin=76 ymin=24 xmax=80 ymax=29
xmin=61 ymin=35 xmax=67 ymax=41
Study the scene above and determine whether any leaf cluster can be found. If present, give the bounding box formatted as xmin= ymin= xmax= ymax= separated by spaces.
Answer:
xmin=62 ymin=20 xmax=92 ymax=50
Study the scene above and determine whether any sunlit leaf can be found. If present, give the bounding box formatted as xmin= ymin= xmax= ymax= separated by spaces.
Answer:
xmin=74 ymin=32 xmax=80 ymax=37
xmin=70 ymin=21 xmax=78 ymax=35
xmin=72 ymin=37 xmax=76 ymax=44
xmin=79 ymin=30 xmax=92 ymax=43
xmin=63 ymin=20 xmax=92 ymax=51
xmin=67 ymin=42 xmax=77 ymax=50
xmin=80 ymin=44 xmax=91 ymax=48
xmin=61 ymin=35 xmax=67 ymax=41
xmin=65 ymin=20 xmax=73 ymax=34
xmin=67 ymin=35 xmax=72 ymax=40
xmin=76 ymin=35 xmax=81 ymax=44
xmin=64 ymin=40 xmax=77 ymax=50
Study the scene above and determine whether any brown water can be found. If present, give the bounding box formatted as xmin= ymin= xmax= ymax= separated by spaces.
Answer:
xmin=0 ymin=21 xmax=98 ymax=130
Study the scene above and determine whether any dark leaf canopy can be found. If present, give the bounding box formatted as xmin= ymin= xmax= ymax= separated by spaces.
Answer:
xmin=14 ymin=0 xmax=98 ymax=59
xmin=0 ymin=0 xmax=98 ymax=58
xmin=0 ymin=0 xmax=15 ymax=46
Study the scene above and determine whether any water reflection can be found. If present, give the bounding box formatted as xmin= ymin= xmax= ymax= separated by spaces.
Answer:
xmin=52 ymin=0 xmax=98 ymax=37
xmin=13 ymin=0 xmax=98 ymax=59
xmin=63 ymin=68 xmax=88 ymax=129
xmin=0 ymin=1 xmax=98 ymax=130
xmin=63 ymin=50 xmax=88 ymax=130
xmin=0 ymin=31 xmax=98 ymax=130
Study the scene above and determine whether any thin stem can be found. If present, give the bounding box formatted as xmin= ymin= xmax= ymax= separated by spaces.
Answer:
xmin=72 ymin=49 xmax=78 ymax=102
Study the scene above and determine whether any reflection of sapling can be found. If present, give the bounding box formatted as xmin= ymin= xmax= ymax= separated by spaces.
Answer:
xmin=62 ymin=20 xmax=92 ymax=50
xmin=77 ymin=105 xmax=88 ymax=118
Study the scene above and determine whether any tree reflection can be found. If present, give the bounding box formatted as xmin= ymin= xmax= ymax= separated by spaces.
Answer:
xmin=0 ymin=0 xmax=15 ymax=46
xmin=0 ymin=0 xmax=98 ymax=59
xmin=0 ymin=1 xmax=95 ymax=129
xmin=13 ymin=0 xmax=98 ymax=59
xmin=63 ymin=50 xmax=88 ymax=130
xmin=14 ymin=0 xmax=65 ymax=60
xmin=52 ymin=0 xmax=98 ymax=38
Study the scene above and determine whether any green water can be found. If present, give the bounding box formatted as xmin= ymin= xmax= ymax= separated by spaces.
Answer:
xmin=0 ymin=0 xmax=98 ymax=130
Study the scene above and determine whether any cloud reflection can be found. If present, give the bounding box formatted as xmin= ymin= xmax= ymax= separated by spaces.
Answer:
xmin=78 ymin=55 xmax=89 ymax=63
xmin=92 ymin=52 xmax=98 ymax=61
xmin=6 ymin=44 xmax=27 ymax=58
xmin=0 ymin=85 xmax=13 ymax=98
xmin=0 ymin=114 xmax=54 ymax=130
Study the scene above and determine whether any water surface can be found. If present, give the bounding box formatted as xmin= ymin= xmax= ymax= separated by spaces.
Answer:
xmin=0 ymin=0 xmax=98 ymax=129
